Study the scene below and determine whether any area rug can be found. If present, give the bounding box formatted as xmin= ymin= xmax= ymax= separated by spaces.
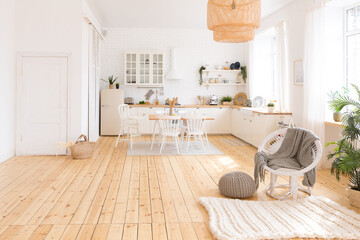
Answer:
xmin=127 ymin=142 xmax=224 ymax=156
xmin=221 ymin=138 xmax=249 ymax=146
xmin=199 ymin=196 xmax=360 ymax=240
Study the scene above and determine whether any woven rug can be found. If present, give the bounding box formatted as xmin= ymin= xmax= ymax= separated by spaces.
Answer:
xmin=221 ymin=138 xmax=249 ymax=146
xmin=199 ymin=196 xmax=360 ymax=240
xmin=127 ymin=142 xmax=224 ymax=156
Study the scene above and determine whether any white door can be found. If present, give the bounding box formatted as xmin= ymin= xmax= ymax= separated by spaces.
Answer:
xmin=19 ymin=56 xmax=68 ymax=155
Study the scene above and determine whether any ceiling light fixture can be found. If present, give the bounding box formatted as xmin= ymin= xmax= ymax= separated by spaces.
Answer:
xmin=207 ymin=0 xmax=261 ymax=43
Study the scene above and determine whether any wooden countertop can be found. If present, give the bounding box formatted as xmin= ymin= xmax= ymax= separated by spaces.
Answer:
xmin=128 ymin=104 xmax=292 ymax=115
xmin=148 ymin=114 xmax=215 ymax=121
xmin=129 ymin=104 xmax=233 ymax=108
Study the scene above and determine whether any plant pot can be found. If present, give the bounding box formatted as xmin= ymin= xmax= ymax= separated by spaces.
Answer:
xmin=222 ymin=102 xmax=233 ymax=106
xmin=116 ymin=84 xmax=120 ymax=89
xmin=349 ymin=188 xmax=360 ymax=208
xmin=109 ymin=84 xmax=114 ymax=89
xmin=267 ymin=107 xmax=275 ymax=113
xmin=333 ymin=112 xmax=342 ymax=122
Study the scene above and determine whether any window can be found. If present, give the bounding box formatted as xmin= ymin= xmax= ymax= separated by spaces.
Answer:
xmin=251 ymin=27 xmax=277 ymax=101
xmin=345 ymin=4 xmax=360 ymax=88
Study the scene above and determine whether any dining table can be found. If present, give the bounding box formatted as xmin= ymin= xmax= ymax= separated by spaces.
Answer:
xmin=148 ymin=114 xmax=215 ymax=150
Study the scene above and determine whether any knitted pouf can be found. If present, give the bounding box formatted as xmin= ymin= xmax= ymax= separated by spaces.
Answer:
xmin=218 ymin=171 xmax=256 ymax=199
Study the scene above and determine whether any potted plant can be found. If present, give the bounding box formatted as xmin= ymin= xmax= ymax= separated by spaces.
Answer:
xmin=240 ymin=66 xmax=247 ymax=83
xmin=221 ymin=96 xmax=233 ymax=105
xmin=267 ymin=102 xmax=275 ymax=113
xmin=199 ymin=66 xmax=206 ymax=86
xmin=116 ymin=83 xmax=120 ymax=89
xmin=328 ymin=87 xmax=349 ymax=122
xmin=327 ymin=84 xmax=360 ymax=208
xmin=101 ymin=75 xmax=118 ymax=89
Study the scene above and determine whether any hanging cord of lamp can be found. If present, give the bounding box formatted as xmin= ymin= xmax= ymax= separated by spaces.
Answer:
xmin=207 ymin=0 xmax=261 ymax=43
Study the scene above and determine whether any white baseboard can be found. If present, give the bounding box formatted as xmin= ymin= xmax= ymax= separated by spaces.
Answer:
xmin=0 ymin=150 xmax=15 ymax=163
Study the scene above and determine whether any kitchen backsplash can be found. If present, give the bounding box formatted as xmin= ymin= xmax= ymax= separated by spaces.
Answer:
xmin=101 ymin=27 xmax=249 ymax=104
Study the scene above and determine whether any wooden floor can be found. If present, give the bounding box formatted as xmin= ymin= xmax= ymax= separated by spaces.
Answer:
xmin=0 ymin=135 xmax=357 ymax=240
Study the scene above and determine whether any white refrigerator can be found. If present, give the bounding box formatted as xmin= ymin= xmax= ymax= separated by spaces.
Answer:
xmin=101 ymin=89 xmax=124 ymax=135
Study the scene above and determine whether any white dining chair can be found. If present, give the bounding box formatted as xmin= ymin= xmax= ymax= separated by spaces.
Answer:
xmin=184 ymin=115 xmax=206 ymax=152
xmin=115 ymin=104 xmax=142 ymax=149
xmin=158 ymin=116 xmax=182 ymax=154
xmin=258 ymin=128 xmax=322 ymax=200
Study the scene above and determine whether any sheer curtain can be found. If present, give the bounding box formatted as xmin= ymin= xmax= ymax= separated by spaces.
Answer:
xmin=249 ymin=23 xmax=290 ymax=111
xmin=275 ymin=21 xmax=290 ymax=112
xmin=303 ymin=0 xmax=326 ymax=166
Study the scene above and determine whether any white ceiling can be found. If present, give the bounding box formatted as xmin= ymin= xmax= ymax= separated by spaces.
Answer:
xmin=86 ymin=0 xmax=297 ymax=28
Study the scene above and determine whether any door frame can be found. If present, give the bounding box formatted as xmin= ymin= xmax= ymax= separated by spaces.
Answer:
xmin=16 ymin=52 xmax=72 ymax=155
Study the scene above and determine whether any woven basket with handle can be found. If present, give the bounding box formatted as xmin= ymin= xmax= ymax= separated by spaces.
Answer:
xmin=70 ymin=134 xmax=95 ymax=159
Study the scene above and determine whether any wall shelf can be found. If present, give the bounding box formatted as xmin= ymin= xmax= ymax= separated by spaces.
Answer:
xmin=202 ymin=83 xmax=246 ymax=89
xmin=203 ymin=69 xmax=241 ymax=76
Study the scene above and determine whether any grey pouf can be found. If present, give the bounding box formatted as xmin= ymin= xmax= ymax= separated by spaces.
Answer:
xmin=219 ymin=171 xmax=256 ymax=199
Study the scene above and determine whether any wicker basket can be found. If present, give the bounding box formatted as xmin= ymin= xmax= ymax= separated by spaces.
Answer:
xmin=70 ymin=134 xmax=95 ymax=159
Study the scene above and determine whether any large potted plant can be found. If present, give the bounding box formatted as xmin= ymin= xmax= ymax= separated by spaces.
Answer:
xmin=327 ymin=84 xmax=360 ymax=208
xmin=328 ymin=87 xmax=349 ymax=122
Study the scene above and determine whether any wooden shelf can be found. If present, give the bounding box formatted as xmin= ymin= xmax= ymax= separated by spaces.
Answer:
xmin=203 ymin=70 xmax=241 ymax=73
xmin=202 ymin=83 xmax=246 ymax=89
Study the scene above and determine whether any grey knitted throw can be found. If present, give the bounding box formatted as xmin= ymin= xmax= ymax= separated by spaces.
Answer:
xmin=254 ymin=128 xmax=319 ymax=189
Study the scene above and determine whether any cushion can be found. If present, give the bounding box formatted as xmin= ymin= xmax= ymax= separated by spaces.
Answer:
xmin=218 ymin=171 xmax=256 ymax=199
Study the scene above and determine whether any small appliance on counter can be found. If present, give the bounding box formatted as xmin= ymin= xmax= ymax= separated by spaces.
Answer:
xmin=209 ymin=94 xmax=218 ymax=105
xmin=124 ymin=97 xmax=135 ymax=105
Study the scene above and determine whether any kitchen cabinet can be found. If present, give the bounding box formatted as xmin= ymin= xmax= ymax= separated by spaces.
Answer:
xmin=128 ymin=107 xmax=288 ymax=147
xmin=230 ymin=108 xmax=286 ymax=147
xmin=125 ymin=51 xmax=164 ymax=86
xmin=212 ymin=107 xmax=231 ymax=134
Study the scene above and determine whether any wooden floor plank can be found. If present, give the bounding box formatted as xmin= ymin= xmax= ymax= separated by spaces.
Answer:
xmin=107 ymin=224 xmax=124 ymax=240
xmin=0 ymin=135 xmax=356 ymax=240
xmin=122 ymin=224 xmax=137 ymax=240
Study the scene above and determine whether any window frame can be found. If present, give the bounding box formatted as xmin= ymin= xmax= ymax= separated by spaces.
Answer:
xmin=344 ymin=3 xmax=360 ymax=88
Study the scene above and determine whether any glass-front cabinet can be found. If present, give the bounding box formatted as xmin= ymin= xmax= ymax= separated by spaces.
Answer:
xmin=125 ymin=51 xmax=164 ymax=85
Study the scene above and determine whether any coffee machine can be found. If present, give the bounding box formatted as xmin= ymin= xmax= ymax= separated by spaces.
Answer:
xmin=209 ymin=95 xmax=218 ymax=105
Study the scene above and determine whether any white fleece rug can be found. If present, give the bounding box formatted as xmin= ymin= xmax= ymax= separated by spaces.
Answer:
xmin=199 ymin=196 xmax=360 ymax=240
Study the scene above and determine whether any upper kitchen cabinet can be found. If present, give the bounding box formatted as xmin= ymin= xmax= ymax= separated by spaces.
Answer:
xmin=125 ymin=51 xmax=164 ymax=86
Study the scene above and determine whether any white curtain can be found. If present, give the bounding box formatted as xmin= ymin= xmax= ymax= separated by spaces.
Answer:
xmin=303 ymin=0 xmax=326 ymax=167
xmin=275 ymin=21 xmax=290 ymax=112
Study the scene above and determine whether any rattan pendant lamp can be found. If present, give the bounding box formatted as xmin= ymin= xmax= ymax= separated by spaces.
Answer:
xmin=207 ymin=0 xmax=261 ymax=43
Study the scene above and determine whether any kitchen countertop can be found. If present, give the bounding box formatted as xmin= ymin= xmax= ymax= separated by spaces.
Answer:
xmin=129 ymin=104 xmax=292 ymax=115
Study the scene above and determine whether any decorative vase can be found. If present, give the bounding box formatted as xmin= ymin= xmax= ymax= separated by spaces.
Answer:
xmin=109 ymin=84 xmax=114 ymax=89
xmin=349 ymin=188 xmax=360 ymax=208
xmin=267 ymin=107 xmax=275 ymax=113
xmin=333 ymin=112 xmax=342 ymax=122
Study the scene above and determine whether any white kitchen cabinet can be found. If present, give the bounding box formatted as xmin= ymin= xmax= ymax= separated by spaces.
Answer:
xmin=136 ymin=107 xmax=159 ymax=134
xmin=212 ymin=107 xmax=231 ymax=134
xmin=230 ymin=108 xmax=288 ymax=147
xmin=231 ymin=108 xmax=242 ymax=138
xmin=125 ymin=51 xmax=164 ymax=86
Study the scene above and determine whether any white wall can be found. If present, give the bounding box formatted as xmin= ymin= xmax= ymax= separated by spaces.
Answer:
xmin=15 ymin=0 xmax=87 ymax=142
xmin=101 ymin=28 xmax=247 ymax=104
xmin=257 ymin=0 xmax=308 ymax=126
xmin=0 ymin=1 xmax=16 ymax=162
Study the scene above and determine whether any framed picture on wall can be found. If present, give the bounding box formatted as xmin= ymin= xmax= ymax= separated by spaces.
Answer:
xmin=294 ymin=60 xmax=304 ymax=85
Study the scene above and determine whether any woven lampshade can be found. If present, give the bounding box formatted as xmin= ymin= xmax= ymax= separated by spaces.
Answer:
xmin=207 ymin=0 xmax=261 ymax=32
xmin=213 ymin=29 xmax=255 ymax=43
